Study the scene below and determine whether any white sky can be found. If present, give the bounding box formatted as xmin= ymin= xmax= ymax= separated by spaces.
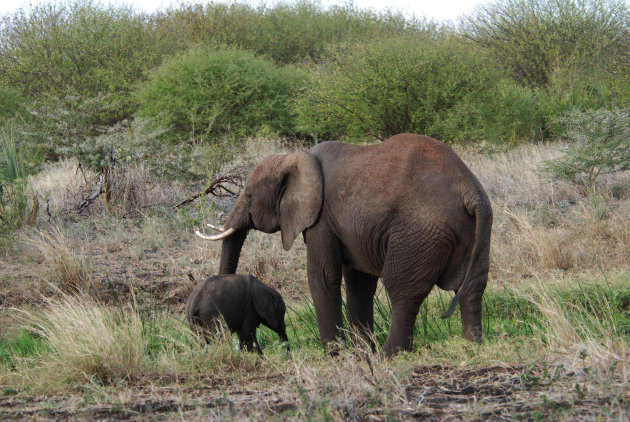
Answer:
xmin=0 ymin=0 xmax=487 ymax=23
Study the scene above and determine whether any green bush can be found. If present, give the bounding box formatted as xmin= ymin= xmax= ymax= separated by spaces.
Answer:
xmin=547 ymin=108 xmax=630 ymax=187
xmin=0 ymin=89 xmax=30 ymax=126
xmin=609 ymin=54 xmax=630 ymax=108
xmin=149 ymin=1 xmax=437 ymax=65
xmin=0 ymin=2 xmax=162 ymax=122
xmin=136 ymin=45 xmax=308 ymax=142
xmin=463 ymin=0 xmax=630 ymax=88
xmin=57 ymin=117 xmax=220 ymax=181
xmin=476 ymin=79 xmax=546 ymax=143
xmin=479 ymin=71 xmax=619 ymax=144
xmin=295 ymin=37 xmax=503 ymax=143
xmin=16 ymin=93 xmax=121 ymax=162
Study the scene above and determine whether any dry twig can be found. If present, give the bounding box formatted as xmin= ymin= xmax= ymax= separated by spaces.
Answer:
xmin=173 ymin=174 xmax=243 ymax=209
xmin=76 ymin=172 xmax=105 ymax=214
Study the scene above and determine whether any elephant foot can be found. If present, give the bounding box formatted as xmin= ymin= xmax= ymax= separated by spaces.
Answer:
xmin=462 ymin=326 xmax=483 ymax=343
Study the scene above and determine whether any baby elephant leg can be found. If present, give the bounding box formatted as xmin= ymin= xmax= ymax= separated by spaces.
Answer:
xmin=239 ymin=332 xmax=263 ymax=354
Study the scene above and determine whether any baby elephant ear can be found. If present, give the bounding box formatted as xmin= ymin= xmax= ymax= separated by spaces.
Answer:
xmin=251 ymin=277 xmax=286 ymax=330
xmin=279 ymin=151 xmax=323 ymax=251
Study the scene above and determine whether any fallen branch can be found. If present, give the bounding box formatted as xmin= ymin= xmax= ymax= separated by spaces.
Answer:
xmin=77 ymin=172 xmax=105 ymax=214
xmin=173 ymin=175 xmax=242 ymax=209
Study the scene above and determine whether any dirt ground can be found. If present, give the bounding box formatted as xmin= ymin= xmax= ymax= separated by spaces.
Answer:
xmin=0 ymin=364 xmax=627 ymax=420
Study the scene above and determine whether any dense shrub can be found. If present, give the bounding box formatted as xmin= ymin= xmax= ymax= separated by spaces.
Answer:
xmin=0 ymin=89 xmax=30 ymax=125
xmin=478 ymin=71 xmax=619 ymax=143
xmin=295 ymin=37 xmax=503 ymax=143
xmin=460 ymin=79 xmax=546 ymax=144
xmin=149 ymin=1 xmax=437 ymax=65
xmin=609 ymin=58 xmax=630 ymax=108
xmin=15 ymin=93 xmax=120 ymax=162
xmin=136 ymin=45 xmax=308 ymax=142
xmin=1 ymin=0 xmax=627 ymax=152
xmin=547 ymin=108 xmax=630 ymax=187
xmin=0 ymin=2 xmax=162 ymax=122
xmin=463 ymin=0 xmax=630 ymax=88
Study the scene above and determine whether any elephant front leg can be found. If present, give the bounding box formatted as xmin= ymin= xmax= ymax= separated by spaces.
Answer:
xmin=306 ymin=235 xmax=344 ymax=355
xmin=343 ymin=266 xmax=378 ymax=350
xmin=239 ymin=332 xmax=263 ymax=354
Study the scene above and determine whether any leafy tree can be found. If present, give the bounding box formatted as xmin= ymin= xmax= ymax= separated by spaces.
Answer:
xmin=548 ymin=108 xmax=630 ymax=187
xmin=0 ymin=1 xmax=162 ymax=122
xmin=462 ymin=0 xmax=630 ymax=87
xmin=148 ymin=1 xmax=437 ymax=65
xmin=295 ymin=37 xmax=502 ymax=142
xmin=136 ymin=45 xmax=308 ymax=142
xmin=0 ymin=89 xmax=30 ymax=126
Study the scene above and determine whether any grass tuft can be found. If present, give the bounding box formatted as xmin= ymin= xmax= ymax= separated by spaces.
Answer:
xmin=13 ymin=291 xmax=146 ymax=386
xmin=26 ymin=224 xmax=92 ymax=293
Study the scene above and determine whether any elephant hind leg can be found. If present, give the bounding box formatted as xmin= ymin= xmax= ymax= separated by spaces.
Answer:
xmin=382 ymin=288 xmax=432 ymax=357
xmin=459 ymin=274 xmax=487 ymax=343
xmin=381 ymin=236 xmax=451 ymax=356
xmin=239 ymin=332 xmax=263 ymax=354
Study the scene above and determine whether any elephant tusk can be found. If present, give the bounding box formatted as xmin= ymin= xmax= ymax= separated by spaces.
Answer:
xmin=206 ymin=223 xmax=225 ymax=232
xmin=195 ymin=227 xmax=236 ymax=241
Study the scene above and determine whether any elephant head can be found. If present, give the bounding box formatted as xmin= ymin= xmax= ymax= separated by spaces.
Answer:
xmin=197 ymin=151 xmax=323 ymax=274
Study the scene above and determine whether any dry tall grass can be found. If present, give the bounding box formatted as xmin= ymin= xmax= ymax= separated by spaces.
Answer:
xmin=459 ymin=142 xmax=630 ymax=282
xmin=519 ymin=276 xmax=629 ymax=379
xmin=25 ymin=224 xmax=92 ymax=293
xmin=13 ymin=291 xmax=146 ymax=386
xmin=2 ymin=139 xmax=628 ymax=418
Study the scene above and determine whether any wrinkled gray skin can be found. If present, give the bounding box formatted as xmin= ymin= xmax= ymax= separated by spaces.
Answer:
xmin=215 ymin=133 xmax=492 ymax=356
xmin=185 ymin=274 xmax=289 ymax=354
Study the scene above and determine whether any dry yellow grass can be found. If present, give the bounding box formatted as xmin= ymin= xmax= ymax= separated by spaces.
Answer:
xmin=25 ymin=224 xmax=92 ymax=293
xmin=11 ymin=290 xmax=146 ymax=387
xmin=28 ymin=158 xmax=88 ymax=216
xmin=458 ymin=142 xmax=630 ymax=283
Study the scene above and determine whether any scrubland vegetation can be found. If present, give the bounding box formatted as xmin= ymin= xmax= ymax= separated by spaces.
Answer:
xmin=0 ymin=0 xmax=629 ymax=419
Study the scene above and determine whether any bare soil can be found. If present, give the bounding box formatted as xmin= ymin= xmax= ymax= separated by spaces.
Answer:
xmin=0 ymin=364 xmax=627 ymax=420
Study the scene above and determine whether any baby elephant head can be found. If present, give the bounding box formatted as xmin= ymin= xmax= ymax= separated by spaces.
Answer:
xmin=252 ymin=276 xmax=289 ymax=349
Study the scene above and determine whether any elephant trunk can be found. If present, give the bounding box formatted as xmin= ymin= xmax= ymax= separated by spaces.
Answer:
xmin=279 ymin=324 xmax=290 ymax=351
xmin=217 ymin=193 xmax=252 ymax=274
xmin=218 ymin=228 xmax=248 ymax=274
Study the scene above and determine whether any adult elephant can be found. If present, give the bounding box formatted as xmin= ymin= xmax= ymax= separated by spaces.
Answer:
xmin=197 ymin=133 xmax=492 ymax=356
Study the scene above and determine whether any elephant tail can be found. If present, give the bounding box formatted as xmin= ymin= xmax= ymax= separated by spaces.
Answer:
xmin=441 ymin=191 xmax=492 ymax=319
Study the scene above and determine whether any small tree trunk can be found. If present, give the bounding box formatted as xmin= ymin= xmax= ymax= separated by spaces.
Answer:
xmin=103 ymin=167 xmax=111 ymax=211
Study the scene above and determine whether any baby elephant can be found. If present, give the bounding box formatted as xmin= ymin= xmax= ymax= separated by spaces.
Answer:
xmin=186 ymin=274 xmax=289 ymax=354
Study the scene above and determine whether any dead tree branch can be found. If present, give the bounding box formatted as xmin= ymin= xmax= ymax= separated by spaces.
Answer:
xmin=173 ymin=174 xmax=243 ymax=209
xmin=77 ymin=172 xmax=105 ymax=214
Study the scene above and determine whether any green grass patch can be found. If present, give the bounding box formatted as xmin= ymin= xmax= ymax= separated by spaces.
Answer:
xmin=261 ymin=272 xmax=630 ymax=354
xmin=2 ymin=272 xmax=627 ymax=391
xmin=0 ymin=330 xmax=51 ymax=369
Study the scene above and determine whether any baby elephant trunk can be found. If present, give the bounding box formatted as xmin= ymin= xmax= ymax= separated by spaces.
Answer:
xmin=278 ymin=324 xmax=290 ymax=351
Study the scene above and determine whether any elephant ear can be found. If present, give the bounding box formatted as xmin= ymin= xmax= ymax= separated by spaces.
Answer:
xmin=251 ymin=277 xmax=285 ymax=329
xmin=278 ymin=151 xmax=323 ymax=251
